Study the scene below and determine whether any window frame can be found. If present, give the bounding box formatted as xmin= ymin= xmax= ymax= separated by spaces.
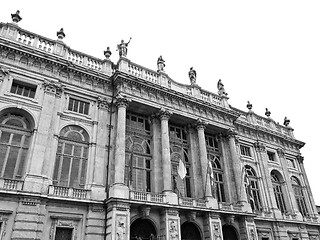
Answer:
xmin=240 ymin=145 xmax=252 ymax=158
xmin=67 ymin=97 xmax=90 ymax=115
xmin=271 ymin=172 xmax=287 ymax=213
xmin=291 ymin=176 xmax=308 ymax=217
xmin=244 ymin=165 xmax=262 ymax=212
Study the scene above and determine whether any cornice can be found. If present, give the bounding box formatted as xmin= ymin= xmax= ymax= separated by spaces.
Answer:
xmin=112 ymin=71 xmax=240 ymax=120
xmin=235 ymin=119 xmax=305 ymax=150
xmin=0 ymin=39 xmax=112 ymax=84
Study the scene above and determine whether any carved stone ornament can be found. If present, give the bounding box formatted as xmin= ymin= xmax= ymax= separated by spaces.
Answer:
xmin=276 ymin=148 xmax=285 ymax=158
xmin=246 ymin=101 xmax=253 ymax=111
xmin=115 ymin=93 xmax=131 ymax=108
xmin=253 ymin=141 xmax=266 ymax=152
xmin=195 ymin=118 xmax=207 ymax=130
xmin=296 ymin=154 xmax=304 ymax=163
xmin=50 ymin=217 xmax=79 ymax=240
xmin=97 ymin=96 xmax=110 ymax=109
xmin=43 ymin=79 xmax=64 ymax=97
xmin=212 ymin=223 xmax=222 ymax=240
xmin=169 ymin=220 xmax=179 ymax=240
xmin=0 ymin=65 xmax=10 ymax=80
xmin=157 ymin=55 xmax=165 ymax=72
xmin=265 ymin=108 xmax=271 ymax=117
xmin=283 ymin=116 xmax=290 ymax=126
xmin=158 ymin=107 xmax=172 ymax=121
xmin=189 ymin=67 xmax=197 ymax=85
xmin=139 ymin=206 xmax=151 ymax=218
xmin=116 ymin=215 xmax=127 ymax=240
xmin=217 ymin=79 xmax=228 ymax=96
xmin=225 ymin=215 xmax=235 ymax=225
xmin=57 ymin=28 xmax=66 ymax=40
xmin=104 ymin=47 xmax=112 ymax=59
xmin=186 ymin=211 xmax=196 ymax=222
xmin=224 ymin=128 xmax=237 ymax=139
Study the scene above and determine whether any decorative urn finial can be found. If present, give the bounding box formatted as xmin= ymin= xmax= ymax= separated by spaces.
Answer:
xmin=11 ymin=10 xmax=22 ymax=23
xmin=283 ymin=117 xmax=290 ymax=126
xmin=246 ymin=101 xmax=252 ymax=111
xmin=104 ymin=47 xmax=112 ymax=59
xmin=265 ymin=108 xmax=271 ymax=117
xmin=57 ymin=28 xmax=65 ymax=40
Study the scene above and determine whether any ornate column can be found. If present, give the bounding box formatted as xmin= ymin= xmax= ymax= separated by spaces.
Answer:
xmin=114 ymin=94 xmax=131 ymax=185
xmin=158 ymin=108 xmax=172 ymax=193
xmin=297 ymin=155 xmax=318 ymax=219
xmin=254 ymin=141 xmax=281 ymax=218
xmin=195 ymin=119 xmax=212 ymax=198
xmin=277 ymin=148 xmax=302 ymax=220
xmin=225 ymin=130 xmax=249 ymax=208
xmin=150 ymin=115 xmax=162 ymax=193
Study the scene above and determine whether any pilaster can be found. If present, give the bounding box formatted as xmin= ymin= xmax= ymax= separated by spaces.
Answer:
xmin=160 ymin=208 xmax=180 ymax=240
xmin=24 ymin=80 xmax=63 ymax=194
xmin=106 ymin=202 xmax=130 ymax=240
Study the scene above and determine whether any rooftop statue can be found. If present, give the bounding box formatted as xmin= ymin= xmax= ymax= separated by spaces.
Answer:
xmin=188 ymin=67 xmax=197 ymax=85
xmin=11 ymin=10 xmax=22 ymax=23
xmin=117 ymin=38 xmax=131 ymax=57
xmin=157 ymin=55 xmax=165 ymax=72
xmin=217 ymin=79 xmax=228 ymax=96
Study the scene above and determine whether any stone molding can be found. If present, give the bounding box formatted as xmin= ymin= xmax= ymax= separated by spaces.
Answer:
xmin=195 ymin=118 xmax=207 ymax=130
xmin=97 ymin=96 xmax=110 ymax=109
xmin=158 ymin=107 xmax=172 ymax=121
xmin=253 ymin=141 xmax=266 ymax=152
xmin=276 ymin=148 xmax=285 ymax=158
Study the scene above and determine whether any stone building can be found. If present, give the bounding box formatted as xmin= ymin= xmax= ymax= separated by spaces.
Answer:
xmin=0 ymin=11 xmax=319 ymax=240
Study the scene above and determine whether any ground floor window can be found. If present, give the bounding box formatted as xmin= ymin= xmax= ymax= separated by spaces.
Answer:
xmin=54 ymin=227 xmax=73 ymax=240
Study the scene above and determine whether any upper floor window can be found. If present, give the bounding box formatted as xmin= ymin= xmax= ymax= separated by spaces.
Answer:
xmin=267 ymin=151 xmax=276 ymax=162
xmin=287 ymin=158 xmax=296 ymax=169
xmin=209 ymin=154 xmax=225 ymax=202
xmin=53 ymin=125 xmax=89 ymax=188
xmin=126 ymin=112 xmax=150 ymax=135
xmin=170 ymin=124 xmax=191 ymax=197
xmin=10 ymin=80 xmax=36 ymax=99
xmin=68 ymin=98 xmax=89 ymax=115
xmin=244 ymin=165 xmax=262 ymax=212
xmin=291 ymin=176 xmax=308 ymax=217
xmin=271 ymin=171 xmax=287 ymax=213
xmin=240 ymin=145 xmax=251 ymax=157
xmin=0 ymin=113 xmax=32 ymax=179
xmin=205 ymin=135 xmax=219 ymax=151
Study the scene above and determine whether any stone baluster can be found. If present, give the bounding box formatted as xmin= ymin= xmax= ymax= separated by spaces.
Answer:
xmin=158 ymin=108 xmax=172 ymax=193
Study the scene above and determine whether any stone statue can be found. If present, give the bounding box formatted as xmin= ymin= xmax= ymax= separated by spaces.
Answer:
xmin=188 ymin=67 xmax=197 ymax=85
xmin=217 ymin=79 xmax=227 ymax=96
xmin=117 ymin=38 xmax=131 ymax=57
xmin=250 ymin=229 xmax=255 ymax=240
xmin=283 ymin=117 xmax=290 ymax=126
xmin=157 ymin=55 xmax=165 ymax=72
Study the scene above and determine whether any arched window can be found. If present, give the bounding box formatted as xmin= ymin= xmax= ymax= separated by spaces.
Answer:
xmin=244 ymin=165 xmax=262 ymax=212
xmin=291 ymin=176 xmax=308 ymax=217
xmin=210 ymin=154 xmax=225 ymax=202
xmin=125 ymin=113 xmax=152 ymax=192
xmin=0 ymin=113 xmax=32 ymax=179
xmin=53 ymin=125 xmax=89 ymax=188
xmin=271 ymin=171 xmax=287 ymax=213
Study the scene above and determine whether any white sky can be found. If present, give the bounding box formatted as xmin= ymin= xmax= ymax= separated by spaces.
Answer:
xmin=2 ymin=1 xmax=320 ymax=205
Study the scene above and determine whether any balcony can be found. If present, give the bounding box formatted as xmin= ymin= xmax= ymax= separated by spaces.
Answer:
xmin=218 ymin=202 xmax=243 ymax=212
xmin=179 ymin=197 xmax=207 ymax=208
xmin=48 ymin=185 xmax=91 ymax=200
xmin=130 ymin=191 xmax=165 ymax=203
xmin=0 ymin=178 xmax=23 ymax=191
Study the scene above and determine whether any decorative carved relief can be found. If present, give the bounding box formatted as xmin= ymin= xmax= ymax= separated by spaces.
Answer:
xmin=169 ymin=220 xmax=179 ymax=240
xmin=97 ymin=96 xmax=109 ymax=109
xmin=186 ymin=211 xmax=196 ymax=222
xmin=253 ymin=141 xmax=266 ymax=152
xmin=158 ymin=108 xmax=172 ymax=121
xmin=115 ymin=93 xmax=131 ymax=108
xmin=212 ymin=223 xmax=222 ymax=240
xmin=49 ymin=217 xmax=80 ymax=240
xmin=277 ymin=148 xmax=285 ymax=158
xmin=195 ymin=118 xmax=207 ymax=130
xmin=116 ymin=215 xmax=127 ymax=240
xmin=43 ymin=79 xmax=64 ymax=97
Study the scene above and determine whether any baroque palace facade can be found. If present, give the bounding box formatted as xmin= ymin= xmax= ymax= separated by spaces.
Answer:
xmin=0 ymin=11 xmax=319 ymax=240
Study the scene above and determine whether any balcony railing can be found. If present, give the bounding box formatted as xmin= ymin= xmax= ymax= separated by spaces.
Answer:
xmin=130 ymin=191 xmax=165 ymax=203
xmin=179 ymin=197 xmax=207 ymax=208
xmin=48 ymin=185 xmax=91 ymax=200
xmin=218 ymin=202 xmax=243 ymax=212
xmin=0 ymin=178 xmax=23 ymax=191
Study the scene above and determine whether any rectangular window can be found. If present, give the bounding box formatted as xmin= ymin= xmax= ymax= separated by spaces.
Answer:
xmin=267 ymin=151 xmax=275 ymax=161
xmin=287 ymin=158 xmax=296 ymax=168
xmin=10 ymin=80 xmax=36 ymax=98
xmin=55 ymin=227 xmax=73 ymax=240
xmin=68 ymin=98 xmax=89 ymax=115
xmin=240 ymin=145 xmax=251 ymax=157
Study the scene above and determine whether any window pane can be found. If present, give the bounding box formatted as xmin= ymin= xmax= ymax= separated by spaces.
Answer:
xmin=73 ymin=146 xmax=82 ymax=157
xmin=80 ymin=158 xmax=87 ymax=186
xmin=4 ymin=146 xmax=19 ymax=178
xmin=70 ymin=158 xmax=80 ymax=187
xmin=84 ymin=102 xmax=89 ymax=115
xmin=0 ymin=131 xmax=11 ymax=144
xmin=64 ymin=143 xmax=73 ymax=155
xmin=11 ymin=134 xmax=22 ymax=146
xmin=53 ymin=155 xmax=61 ymax=183
xmin=60 ymin=157 xmax=71 ymax=186
xmin=17 ymin=148 xmax=28 ymax=177
xmin=0 ymin=145 xmax=8 ymax=174
xmin=55 ymin=227 xmax=73 ymax=240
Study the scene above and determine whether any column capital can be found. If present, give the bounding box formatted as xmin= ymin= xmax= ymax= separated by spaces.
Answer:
xmin=276 ymin=148 xmax=285 ymax=158
xmin=42 ymin=79 xmax=64 ymax=97
xmin=158 ymin=107 xmax=172 ymax=121
xmin=97 ymin=96 xmax=110 ymax=110
xmin=254 ymin=141 xmax=266 ymax=152
xmin=296 ymin=154 xmax=304 ymax=163
xmin=224 ymin=128 xmax=237 ymax=139
xmin=195 ymin=118 xmax=207 ymax=130
xmin=115 ymin=93 xmax=131 ymax=108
